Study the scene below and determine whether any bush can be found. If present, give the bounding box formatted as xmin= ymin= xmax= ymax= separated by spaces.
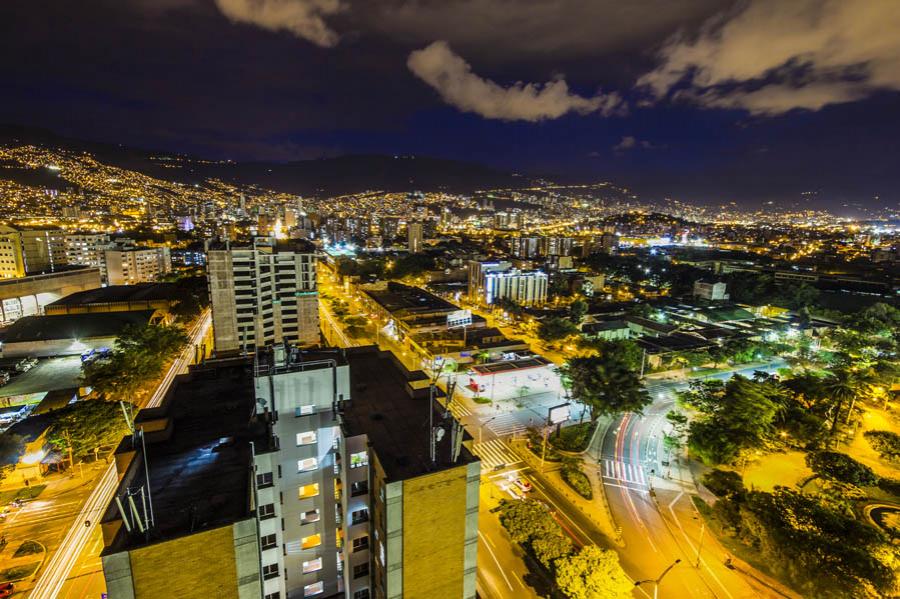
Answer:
xmin=561 ymin=458 xmax=593 ymax=499
xmin=549 ymin=422 xmax=595 ymax=452
xmin=13 ymin=540 xmax=42 ymax=558
xmin=806 ymin=451 xmax=879 ymax=487
xmin=864 ymin=430 xmax=900 ymax=461
xmin=702 ymin=469 xmax=745 ymax=499
xmin=472 ymin=396 xmax=492 ymax=404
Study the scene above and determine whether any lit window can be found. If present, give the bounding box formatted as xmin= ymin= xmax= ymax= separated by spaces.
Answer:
xmin=304 ymin=582 xmax=324 ymax=597
xmin=301 ymin=534 xmax=322 ymax=549
xmin=301 ymin=509 xmax=320 ymax=524
xmin=350 ymin=451 xmax=368 ymax=469
xmin=303 ymin=557 xmax=323 ymax=573
xmin=298 ymin=457 xmax=318 ymax=472
xmin=298 ymin=483 xmax=319 ymax=499
xmin=295 ymin=405 xmax=315 ymax=417
xmin=296 ymin=431 xmax=317 ymax=446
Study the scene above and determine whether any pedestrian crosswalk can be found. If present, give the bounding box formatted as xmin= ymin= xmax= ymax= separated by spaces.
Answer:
xmin=601 ymin=460 xmax=647 ymax=487
xmin=485 ymin=413 xmax=527 ymax=436
xmin=447 ymin=400 xmax=472 ymax=419
xmin=473 ymin=439 xmax=522 ymax=471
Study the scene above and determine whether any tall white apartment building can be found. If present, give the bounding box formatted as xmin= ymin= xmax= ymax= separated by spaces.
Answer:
xmin=207 ymin=237 xmax=319 ymax=353
xmin=468 ymin=260 xmax=548 ymax=306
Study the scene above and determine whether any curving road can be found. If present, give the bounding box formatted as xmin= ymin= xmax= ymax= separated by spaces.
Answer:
xmin=597 ymin=361 xmax=788 ymax=598
xmin=28 ymin=309 xmax=212 ymax=599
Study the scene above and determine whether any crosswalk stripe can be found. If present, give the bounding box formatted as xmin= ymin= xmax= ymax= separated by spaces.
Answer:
xmin=602 ymin=459 xmax=646 ymax=486
xmin=473 ymin=439 xmax=522 ymax=470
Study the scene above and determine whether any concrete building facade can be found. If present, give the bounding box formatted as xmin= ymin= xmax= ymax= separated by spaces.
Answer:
xmin=407 ymin=223 xmax=423 ymax=254
xmin=105 ymin=246 xmax=171 ymax=285
xmin=207 ymin=238 xmax=319 ymax=353
xmin=64 ymin=233 xmax=111 ymax=277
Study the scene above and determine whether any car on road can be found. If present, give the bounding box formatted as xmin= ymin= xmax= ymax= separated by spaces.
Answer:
xmin=0 ymin=371 xmax=10 ymax=386
xmin=0 ymin=582 xmax=14 ymax=598
xmin=513 ymin=477 xmax=533 ymax=493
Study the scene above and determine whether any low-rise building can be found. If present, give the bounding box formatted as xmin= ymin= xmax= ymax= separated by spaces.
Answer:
xmin=692 ymin=279 xmax=728 ymax=301
xmin=0 ymin=310 xmax=159 ymax=358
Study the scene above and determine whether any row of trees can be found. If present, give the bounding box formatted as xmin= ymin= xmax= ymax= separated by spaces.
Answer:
xmin=81 ymin=323 xmax=189 ymax=401
xmin=497 ymin=499 xmax=632 ymax=599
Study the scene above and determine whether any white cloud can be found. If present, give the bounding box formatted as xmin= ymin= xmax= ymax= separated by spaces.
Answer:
xmin=214 ymin=0 xmax=343 ymax=47
xmin=639 ymin=0 xmax=900 ymax=115
xmin=407 ymin=41 xmax=622 ymax=122
xmin=612 ymin=135 xmax=658 ymax=153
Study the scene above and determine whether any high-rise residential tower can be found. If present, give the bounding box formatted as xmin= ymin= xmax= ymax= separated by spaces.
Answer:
xmin=207 ymin=237 xmax=319 ymax=353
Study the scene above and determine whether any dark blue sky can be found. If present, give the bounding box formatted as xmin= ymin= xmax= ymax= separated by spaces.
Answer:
xmin=2 ymin=0 xmax=899 ymax=213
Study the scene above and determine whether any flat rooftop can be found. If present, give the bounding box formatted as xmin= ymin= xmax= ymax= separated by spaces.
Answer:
xmin=365 ymin=282 xmax=458 ymax=316
xmin=47 ymin=283 xmax=182 ymax=306
xmin=341 ymin=347 xmax=476 ymax=482
xmin=102 ymin=358 xmax=269 ymax=554
xmin=0 ymin=310 xmax=156 ymax=343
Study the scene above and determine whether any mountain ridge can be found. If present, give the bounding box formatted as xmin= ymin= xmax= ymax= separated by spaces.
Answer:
xmin=0 ymin=124 xmax=533 ymax=196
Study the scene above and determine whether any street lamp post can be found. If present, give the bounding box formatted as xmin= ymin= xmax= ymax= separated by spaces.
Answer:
xmin=479 ymin=416 xmax=499 ymax=445
xmin=635 ymin=559 xmax=681 ymax=599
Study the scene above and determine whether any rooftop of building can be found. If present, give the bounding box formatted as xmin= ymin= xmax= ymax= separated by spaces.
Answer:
xmin=101 ymin=357 xmax=269 ymax=554
xmin=341 ymin=346 xmax=477 ymax=482
xmin=0 ymin=310 xmax=157 ymax=343
xmin=207 ymin=237 xmax=316 ymax=254
xmin=364 ymin=281 xmax=458 ymax=316
xmin=46 ymin=283 xmax=182 ymax=306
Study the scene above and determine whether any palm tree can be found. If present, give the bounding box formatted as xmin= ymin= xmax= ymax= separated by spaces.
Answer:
xmin=824 ymin=368 xmax=865 ymax=432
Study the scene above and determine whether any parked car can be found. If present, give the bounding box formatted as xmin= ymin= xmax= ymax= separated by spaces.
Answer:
xmin=0 ymin=582 xmax=14 ymax=598
xmin=0 ymin=371 xmax=10 ymax=386
xmin=14 ymin=357 xmax=37 ymax=372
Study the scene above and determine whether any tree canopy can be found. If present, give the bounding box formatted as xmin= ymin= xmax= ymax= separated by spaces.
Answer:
xmin=81 ymin=323 xmax=189 ymax=400
xmin=497 ymin=499 xmax=557 ymax=544
xmin=562 ymin=353 xmax=650 ymax=422
xmin=555 ymin=545 xmax=633 ymax=599
xmin=46 ymin=399 xmax=130 ymax=460
xmin=805 ymin=451 xmax=879 ymax=487
xmin=537 ymin=317 xmax=579 ymax=343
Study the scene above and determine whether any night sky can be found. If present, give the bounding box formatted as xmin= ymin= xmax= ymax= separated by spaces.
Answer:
xmin=2 ymin=1 xmax=900 ymax=212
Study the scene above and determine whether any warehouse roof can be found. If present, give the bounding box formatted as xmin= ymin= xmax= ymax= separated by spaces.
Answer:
xmin=0 ymin=310 xmax=156 ymax=343
xmin=46 ymin=283 xmax=181 ymax=306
